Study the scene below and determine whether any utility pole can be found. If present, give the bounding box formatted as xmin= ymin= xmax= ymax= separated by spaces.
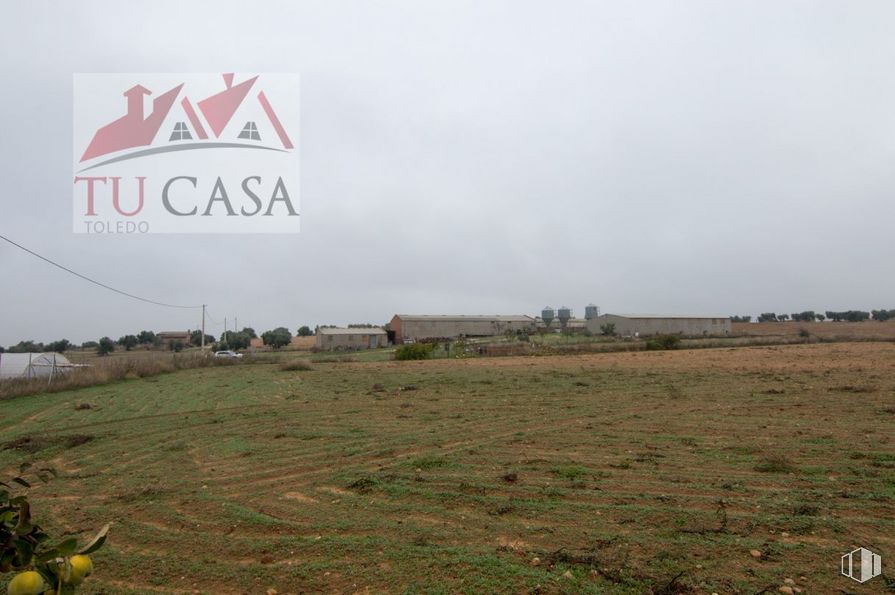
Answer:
xmin=201 ymin=304 xmax=206 ymax=351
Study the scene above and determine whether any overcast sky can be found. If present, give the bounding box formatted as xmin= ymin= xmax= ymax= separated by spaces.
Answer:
xmin=2 ymin=1 xmax=895 ymax=345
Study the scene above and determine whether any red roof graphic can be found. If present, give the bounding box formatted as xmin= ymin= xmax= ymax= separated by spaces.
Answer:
xmin=79 ymin=74 xmax=294 ymax=162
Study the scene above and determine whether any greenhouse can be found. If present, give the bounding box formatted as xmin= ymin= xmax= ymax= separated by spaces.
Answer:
xmin=0 ymin=352 xmax=80 ymax=380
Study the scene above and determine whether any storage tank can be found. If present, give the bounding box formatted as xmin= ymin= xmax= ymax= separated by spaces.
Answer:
xmin=557 ymin=306 xmax=572 ymax=328
xmin=585 ymin=304 xmax=600 ymax=320
xmin=541 ymin=307 xmax=555 ymax=329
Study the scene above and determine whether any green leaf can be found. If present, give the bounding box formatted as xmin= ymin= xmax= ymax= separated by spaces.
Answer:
xmin=14 ymin=500 xmax=31 ymax=535
xmin=34 ymin=565 xmax=57 ymax=588
xmin=14 ymin=538 xmax=34 ymax=565
xmin=52 ymin=538 xmax=78 ymax=556
xmin=35 ymin=548 xmax=60 ymax=563
xmin=78 ymin=523 xmax=110 ymax=555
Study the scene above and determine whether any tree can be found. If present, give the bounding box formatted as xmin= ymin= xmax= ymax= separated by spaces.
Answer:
xmin=220 ymin=330 xmax=251 ymax=350
xmin=730 ymin=315 xmax=751 ymax=323
xmin=47 ymin=339 xmax=71 ymax=353
xmin=241 ymin=327 xmax=257 ymax=338
xmin=826 ymin=310 xmax=870 ymax=322
xmin=777 ymin=314 xmax=789 ymax=321
xmin=137 ymin=330 xmax=158 ymax=345
xmin=790 ymin=311 xmax=815 ymax=322
xmin=599 ymin=323 xmax=616 ymax=336
xmin=297 ymin=325 xmax=313 ymax=337
xmin=81 ymin=340 xmax=99 ymax=349
xmin=261 ymin=327 xmax=293 ymax=349
xmin=757 ymin=313 xmax=778 ymax=322
xmin=815 ymin=313 xmax=826 ymax=322
xmin=190 ymin=330 xmax=215 ymax=346
xmin=169 ymin=340 xmax=184 ymax=352
xmin=8 ymin=340 xmax=44 ymax=353
xmin=117 ymin=335 xmax=138 ymax=351
xmin=872 ymin=309 xmax=895 ymax=321
xmin=97 ymin=337 xmax=115 ymax=356
xmin=0 ymin=346 xmax=5 ymax=353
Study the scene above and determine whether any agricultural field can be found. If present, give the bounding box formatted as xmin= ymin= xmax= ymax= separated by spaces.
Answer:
xmin=1 ymin=343 xmax=893 ymax=594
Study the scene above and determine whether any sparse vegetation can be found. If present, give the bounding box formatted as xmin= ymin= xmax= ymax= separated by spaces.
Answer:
xmin=644 ymin=334 xmax=681 ymax=350
xmin=279 ymin=358 xmax=313 ymax=371
xmin=395 ymin=343 xmax=434 ymax=360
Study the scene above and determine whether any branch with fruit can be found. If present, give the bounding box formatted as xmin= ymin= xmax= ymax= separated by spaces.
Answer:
xmin=1 ymin=464 xmax=109 ymax=595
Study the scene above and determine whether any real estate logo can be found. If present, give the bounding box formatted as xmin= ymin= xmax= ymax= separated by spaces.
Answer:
xmin=73 ymin=73 xmax=300 ymax=234
xmin=841 ymin=547 xmax=882 ymax=583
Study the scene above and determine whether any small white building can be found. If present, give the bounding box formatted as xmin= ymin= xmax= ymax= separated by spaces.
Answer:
xmin=586 ymin=314 xmax=731 ymax=337
xmin=315 ymin=328 xmax=387 ymax=351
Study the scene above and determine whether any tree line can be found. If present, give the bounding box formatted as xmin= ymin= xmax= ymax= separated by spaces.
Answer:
xmin=1 ymin=325 xmax=319 ymax=356
xmin=730 ymin=309 xmax=895 ymax=323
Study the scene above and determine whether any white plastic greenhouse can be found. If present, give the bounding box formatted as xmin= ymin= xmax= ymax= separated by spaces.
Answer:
xmin=0 ymin=352 xmax=81 ymax=380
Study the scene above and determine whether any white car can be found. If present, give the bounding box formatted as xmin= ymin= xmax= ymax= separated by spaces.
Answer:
xmin=214 ymin=350 xmax=243 ymax=359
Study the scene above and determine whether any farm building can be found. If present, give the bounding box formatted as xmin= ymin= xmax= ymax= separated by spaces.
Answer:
xmin=586 ymin=314 xmax=731 ymax=337
xmin=0 ymin=353 xmax=80 ymax=380
xmin=388 ymin=314 xmax=537 ymax=343
xmin=315 ymin=327 xmax=387 ymax=350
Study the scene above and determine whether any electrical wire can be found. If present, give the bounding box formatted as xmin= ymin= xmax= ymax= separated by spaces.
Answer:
xmin=0 ymin=233 xmax=203 ymax=310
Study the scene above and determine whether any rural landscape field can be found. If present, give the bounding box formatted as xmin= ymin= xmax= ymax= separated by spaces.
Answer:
xmin=2 ymin=342 xmax=892 ymax=593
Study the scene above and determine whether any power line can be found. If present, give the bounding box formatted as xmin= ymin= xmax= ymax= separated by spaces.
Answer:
xmin=204 ymin=308 xmax=221 ymax=325
xmin=0 ymin=233 xmax=202 ymax=310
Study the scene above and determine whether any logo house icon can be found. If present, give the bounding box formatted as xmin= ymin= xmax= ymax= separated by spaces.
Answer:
xmin=841 ymin=547 xmax=881 ymax=583
xmin=72 ymin=73 xmax=300 ymax=234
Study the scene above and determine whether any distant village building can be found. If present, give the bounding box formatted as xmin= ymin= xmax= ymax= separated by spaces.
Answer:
xmin=157 ymin=331 xmax=191 ymax=346
xmin=586 ymin=314 xmax=730 ymax=337
xmin=316 ymin=327 xmax=387 ymax=351
xmin=388 ymin=315 xmax=537 ymax=344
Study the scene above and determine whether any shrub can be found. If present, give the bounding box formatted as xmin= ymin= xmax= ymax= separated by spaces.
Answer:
xmin=280 ymin=359 xmax=313 ymax=371
xmin=645 ymin=334 xmax=681 ymax=350
xmin=395 ymin=343 xmax=434 ymax=361
xmin=599 ymin=323 xmax=616 ymax=336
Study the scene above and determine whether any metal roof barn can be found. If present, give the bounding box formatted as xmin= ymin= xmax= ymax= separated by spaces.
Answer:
xmin=585 ymin=314 xmax=731 ymax=337
xmin=388 ymin=314 xmax=537 ymax=343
